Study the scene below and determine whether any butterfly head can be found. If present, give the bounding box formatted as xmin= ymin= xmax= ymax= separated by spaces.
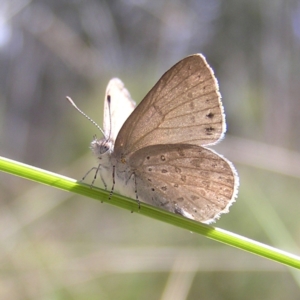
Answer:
xmin=90 ymin=136 xmax=113 ymax=157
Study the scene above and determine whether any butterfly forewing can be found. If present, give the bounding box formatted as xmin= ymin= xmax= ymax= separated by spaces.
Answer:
xmin=114 ymin=54 xmax=224 ymax=157
xmin=129 ymin=144 xmax=237 ymax=223
xmin=103 ymin=78 xmax=136 ymax=143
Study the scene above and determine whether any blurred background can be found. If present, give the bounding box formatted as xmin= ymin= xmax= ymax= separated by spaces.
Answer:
xmin=0 ymin=0 xmax=300 ymax=299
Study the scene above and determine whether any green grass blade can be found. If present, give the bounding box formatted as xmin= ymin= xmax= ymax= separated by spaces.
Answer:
xmin=0 ymin=155 xmax=299 ymax=270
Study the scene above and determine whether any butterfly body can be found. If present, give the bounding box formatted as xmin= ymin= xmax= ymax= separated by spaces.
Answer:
xmin=89 ymin=54 xmax=238 ymax=224
xmin=91 ymin=136 xmax=137 ymax=201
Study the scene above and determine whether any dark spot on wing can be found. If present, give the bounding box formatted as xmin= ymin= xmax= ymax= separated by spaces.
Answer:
xmin=175 ymin=167 xmax=181 ymax=173
xmin=205 ymin=126 xmax=215 ymax=135
xmin=206 ymin=112 xmax=214 ymax=118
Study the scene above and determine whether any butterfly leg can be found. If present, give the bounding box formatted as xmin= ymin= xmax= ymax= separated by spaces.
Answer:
xmin=89 ymin=164 xmax=106 ymax=203
xmin=91 ymin=163 xmax=101 ymax=187
xmin=108 ymin=165 xmax=115 ymax=200
xmin=124 ymin=172 xmax=140 ymax=213
xmin=81 ymin=166 xmax=98 ymax=184
xmin=133 ymin=173 xmax=141 ymax=210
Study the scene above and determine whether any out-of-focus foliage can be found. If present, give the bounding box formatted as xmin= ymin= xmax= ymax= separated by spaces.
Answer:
xmin=0 ymin=0 xmax=300 ymax=299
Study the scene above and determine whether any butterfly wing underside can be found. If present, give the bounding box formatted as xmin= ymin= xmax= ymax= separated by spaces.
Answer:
xmin=129 ymin=144 xmax=238 ymax=223
xmin=103 ymin=78 xmax=136 ymax=143
xmin=114 ymin=54 xmax=225 ymax=157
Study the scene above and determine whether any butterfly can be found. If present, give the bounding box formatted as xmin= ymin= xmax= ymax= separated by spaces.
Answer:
xmin=68 ymin=54 xmax=239 ymax=224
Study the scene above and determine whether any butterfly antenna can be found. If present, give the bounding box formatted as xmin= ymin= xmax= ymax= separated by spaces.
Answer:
xmin=66 ymin=96 xmax=105 ymax=137
xmin=106 ymin=95 xmax=112 ymax=141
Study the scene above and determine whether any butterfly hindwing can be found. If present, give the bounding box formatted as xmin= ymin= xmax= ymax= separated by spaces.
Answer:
xmin=128 ymin=143 xmax=238 ymax=223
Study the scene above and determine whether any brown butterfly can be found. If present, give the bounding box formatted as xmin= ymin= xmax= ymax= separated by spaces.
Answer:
xmin=68 ymin=54 xmax=239 ymax=223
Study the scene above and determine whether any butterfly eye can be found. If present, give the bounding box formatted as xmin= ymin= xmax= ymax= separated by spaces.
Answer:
xmin=98 ymin=143 xmax=110 ymax=155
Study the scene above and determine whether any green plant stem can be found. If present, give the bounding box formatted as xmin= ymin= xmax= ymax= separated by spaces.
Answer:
xmin=0 ymin=155 xmax=299 ymax=270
